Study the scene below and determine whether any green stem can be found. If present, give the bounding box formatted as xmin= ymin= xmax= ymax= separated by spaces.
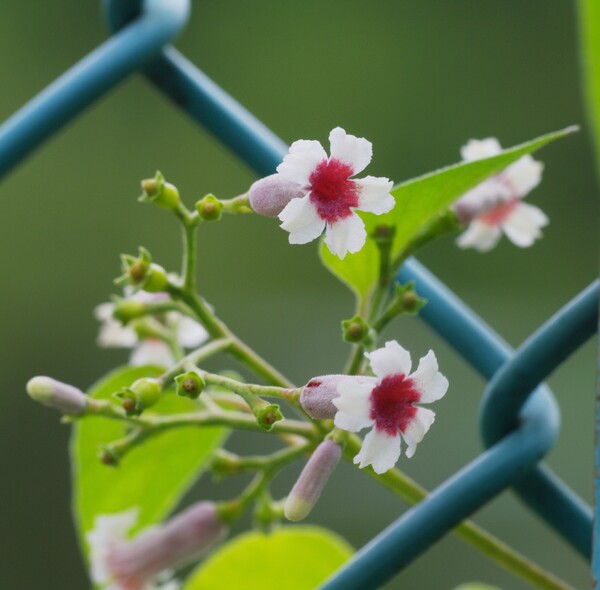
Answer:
xmin=345 ymin=344 xmax=366 ymax=375
xmin=344 ymin=435 xmax=574 ymax=590
xmin=182 ymin=222 xmax=197 ymax=293
xmin=201 ymin=371 xmax=300 ymax=404
xmin=160 ymin=338 xmax=232 ymax=387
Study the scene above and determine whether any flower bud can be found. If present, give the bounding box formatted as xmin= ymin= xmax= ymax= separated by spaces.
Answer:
xmin=118 ymin=248 xmax=168 ymax=293
xmin=256 ymin=403 xmax=283 ymax=431
xmin=284 ymin=439 xmax=342 ymax=522
xmin=248 ymin=174 xmax=305 ymax=217
xmin=115 ymin=378 xmax=161 ymax=416
xmin=26 ymin=376 xmax=87 ymax=415
xmin=175 ymin=370 xmax=205 ymax=400
xmin=300 ymin=375 xmax=376 ymax=420
xmin=341 ymin=315 xmax=370 ymax=343
xmin=139 ymin=171 xmax=180 ymax=210
xmin=196 ymin=194 xmax=223 ymax=221
xmin=90 ymin=503 xmax=227 ymax=590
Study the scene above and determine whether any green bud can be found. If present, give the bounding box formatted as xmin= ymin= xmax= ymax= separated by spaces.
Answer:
xmin=210 ymin=449 xmax=242 ymax=478
xmin=341 ymin=315 xmax=370 ymax=343
xmin=112 ymin=297 xmax=147 ymax=324
xmin=139 ymin=171 xmax=180 ymax=210
xmin=196 ymin=194 xmax=223 ymax=221
xmin=143 ymin=263 xmax=169 ymax=293
xmin=175 ymin=371 xmax=205 ymax=400
xmin=256 ymin=403 xmax=283 ymax=431
xmin=393 ymin=281 xmax=426 ymax=315
xmin=115 ymin=377 xmax=161 ymax=415
xmin=99 ymin=446 xmax=119 ymax=467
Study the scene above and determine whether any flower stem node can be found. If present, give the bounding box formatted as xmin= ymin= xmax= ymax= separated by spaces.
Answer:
xmin=195 ymin=194 xmax=223 ymax=221
xmin=139 ymin=171 xmax=180 ymax=210
xmin=210 ymin=449 xmax=242 ymax=478
xmin=26 ymin=376 xmax=87 ymax=415
xmin=118 ymin=247 xmax=169 ymax=293
xmin=342 ymin=315 xmax=372 ymax=344
xmin=256 ymin=403 xmax=283 ymax=431
xmin=115 ymin=378 xmax=162 ymax=416
xmin=284 ymin=439 xmax=342 ymax=522
xmin=175 ymin=370 xmax=205 ymax=400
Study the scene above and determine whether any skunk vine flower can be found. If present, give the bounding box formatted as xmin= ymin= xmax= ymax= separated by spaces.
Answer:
xmin=273 ymin=127 xmax=394 ymax=259
xmin=333 ymin=341 xmax=448 ymax=474
xmin=95 ymin=291 xmax=208 ymax=368
xmin=87 ymin=503 xmax=226 ymax=590
xmin=453 ymin=138 xmax=548 ymax=252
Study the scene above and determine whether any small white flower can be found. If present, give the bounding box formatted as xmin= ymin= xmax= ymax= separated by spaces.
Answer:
xmin=453 ymin=138 xmax=548 ymax=252
xmin=87 ymin=508 xmax=180 ymax=590
xmin=276 ymin=127 xmax=395 ymax=259
xmin=333 ymin=341 xmax=448 ymax=474
xmin=95 ymin=291 xmax=208 ymax=368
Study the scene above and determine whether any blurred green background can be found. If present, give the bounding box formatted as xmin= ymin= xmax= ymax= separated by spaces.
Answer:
xmin=0 ymin=1 xmax=597 ymax=588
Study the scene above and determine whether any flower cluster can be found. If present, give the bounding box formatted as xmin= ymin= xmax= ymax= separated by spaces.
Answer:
xmin=453 ymin=138 xmax=548 ymax=251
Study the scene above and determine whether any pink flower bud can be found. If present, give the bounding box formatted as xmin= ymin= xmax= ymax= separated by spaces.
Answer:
xmin=284 ymin=439 xmax=342 ymax=522
xmin=26 ymin=376 xmax=87 ymax=415
xmin=300 ymin=375 xmax=376 ymax=420
xmin=248 ymin=174 xmax=305 ymax=217
xmin=105 ymin=502 xmax=226 ymax=589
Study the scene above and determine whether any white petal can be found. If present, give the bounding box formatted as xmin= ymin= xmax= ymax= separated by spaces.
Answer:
xmin=130 ymin=340 xmax=175 ymax=368
xmin=353 ymin=428 xmax=401 ymax=474
xmin=94 ymin=302 xmax=115 ymax=322
xmin=332 ymin=379 xmax=374 ymax=432
xmin=323 ymin=213 xmax=367 ymax=259
xmin=456 ymin=220 xmax=502 ymax=252
xmin=276 ymin=140 xmax=327 ymax=185
xmin=502 ymin=202 xmax=548 ymax=247
xmin=504 ymin=155 xmax=543 ymax=197
xmin=401 ymin=408 xmax=436 ymax=458
xmin=355 ymin=176 xmax=395 ymax=214
xmin=460 ymin=138 xmax=502 ymax=162
xmin=328 ymin=127 xmax=373 ymax=175
xmin=87 ymin=509 xmax=139 ymax=584
xmin=366 ymin=340 xmax=412 ymax=380
xmin=279 ymin=195 xmax=326 ymax=244
xmin=173 ymin=314 xmax=209 ymax=348
xmin=97 ymin=317 xmax=138 ymax=348
xmin=452 ymin=179 xmax=512 ymax=223
xmin=409 ymin=350 xmax=448 ymax=403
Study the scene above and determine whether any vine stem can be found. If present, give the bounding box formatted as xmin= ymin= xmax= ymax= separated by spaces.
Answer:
xmin=343 ymin=435 xmax=574 ymax=590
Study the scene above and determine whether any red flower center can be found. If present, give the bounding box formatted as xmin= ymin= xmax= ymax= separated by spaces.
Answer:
xmin=369 ymin=374 xmax=419 ymax=436
xmin=479 ymin=196 xmax=519 ymax=227
xmin=308 ymin=158 xmax=359 ymax=223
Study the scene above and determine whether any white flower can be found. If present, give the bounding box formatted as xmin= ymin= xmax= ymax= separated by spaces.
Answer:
xmin=333 ymin=341 xmax=448 ymax=474
xmin=276 ymin=127 xmax=395 ymax=259
xmin=453 ymin=138 xmax=548 ymax=252
xmin=95 ymin=291 xmax=208 ymax=368
xmin=87 ymin=503 xmax=226 ymax=590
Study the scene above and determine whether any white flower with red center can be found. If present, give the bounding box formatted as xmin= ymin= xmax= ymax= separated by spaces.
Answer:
xmin=276 ymin=127 xmax=395 ymax=259
xmin=453 ymin=138 xmax=548 ymax=252
xmin=95 ymin=291 xmax=208 ymax=368
xmin=333 ymin=341 xmax=448 ymax=474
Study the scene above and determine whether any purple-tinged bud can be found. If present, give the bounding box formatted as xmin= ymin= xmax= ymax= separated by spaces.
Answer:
xmin=26 ymin=376 xmax=87 ymax=415
xmin=300 ymin=375 xmax=376 ymax=420
xmin=104 ymin=502 xmax=227 ymax=589
xmin=284 ymin=440 xmax=342 ymax=522
xmin=248 ymin=174 xmax=305 ymax=217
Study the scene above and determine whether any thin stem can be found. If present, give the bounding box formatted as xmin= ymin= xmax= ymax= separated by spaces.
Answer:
xmin=160 ymin=338 xmax=232 ymax=387
xmin=201 ymin=371 xmax=300 ymax=404
xmin=182 ymin=222 xmax=197 ymax=293
xmin=345 ymin=344 xmax=366 ymax=375
xmin=344 ymin=435 xmax=574 ymax=590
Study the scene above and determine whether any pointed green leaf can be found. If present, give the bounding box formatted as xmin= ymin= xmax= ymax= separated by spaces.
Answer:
xmin=321 ymin=126 xmax=576 ymax=300
xmin=72 ymin=365 xmax=228 ymax=558
xmin=183 ymin=526 xmax=353 ymax=590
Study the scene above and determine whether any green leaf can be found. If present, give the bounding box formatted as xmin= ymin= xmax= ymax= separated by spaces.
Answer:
xmin=183 ymin=526 xmax=353 ymax=590
xmin=321 ymin=126 xmax=577 ymax=300
xmin=72 ymin=365 xmax=228 ymax=558
xmin=579 ymin=0 xmax=600 ymax=178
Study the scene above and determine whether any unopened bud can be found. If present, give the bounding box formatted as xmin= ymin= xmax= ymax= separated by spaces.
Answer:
xmin=300 ymin=375 xmax=376 ymax=420
xmin=256 ymin=403 xmax=283 ymax=431
xmin=248 ymin=174 xmax=305 ymax=217
xmin=118 ymin=248 xmax=168 ymax=293
xmin=115 ymin=378 xmax=161 ymax=416
xmin=103 ymin=502 xmax=227 ymax=588
xmin=284 ymin=440 xmax=342 ymax=522
xmin=196 ymin=194 xmax=223 ymax=221
xmin=26 ymin=376 xmax=87 ymax=415
xmin=175 ymin=371 xmax=205 ymax=400
xmin=341 ymin=315 xmax=370 ymax=343
xmin=139 ymin=171 xmax=180 ymax=210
